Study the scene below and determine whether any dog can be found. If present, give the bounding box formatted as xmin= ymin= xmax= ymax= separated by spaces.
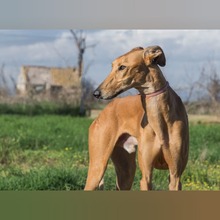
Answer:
xmin=84 ymin=46 xmax=189 ymax=190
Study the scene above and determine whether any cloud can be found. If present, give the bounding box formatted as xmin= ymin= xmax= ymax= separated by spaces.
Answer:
xmin=84 ymin=30 xmax=220 ymax=84
xmin=0 ymin=30 xmax=76 ymax=67
xmin=87 ymin=30 xmax=220 ymax=61
xmin=1 ymin=29 xmax=220 ymax=94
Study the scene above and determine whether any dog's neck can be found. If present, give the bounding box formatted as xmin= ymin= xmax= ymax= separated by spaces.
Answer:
xmin=138 ymin=66 xmax=167 ymax=96
xmin=139 ymin=66 xmax=170 ymax=129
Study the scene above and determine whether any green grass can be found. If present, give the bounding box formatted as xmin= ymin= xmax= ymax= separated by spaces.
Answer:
xmin=0 ymin=115 xmax=219 ymax=190
xmin=0 ymin=115 xmax=91 ymax=151
xmin=189 ymin=124 xmax=220 ymax=163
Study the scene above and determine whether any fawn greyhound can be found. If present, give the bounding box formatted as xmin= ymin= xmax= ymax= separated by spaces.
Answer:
xmin=84 ymin=46 xmax=189 ymax=190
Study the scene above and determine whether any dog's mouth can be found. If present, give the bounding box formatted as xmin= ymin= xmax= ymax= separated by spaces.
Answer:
xmin=98 ymin=89 xmax=125 ymax=100
xmin=103 ymin=89 xmax=124 ymax=100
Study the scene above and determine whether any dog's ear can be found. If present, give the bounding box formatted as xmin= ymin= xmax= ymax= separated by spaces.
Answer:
xmin=143 ymin=46 xmax=166 ymax=67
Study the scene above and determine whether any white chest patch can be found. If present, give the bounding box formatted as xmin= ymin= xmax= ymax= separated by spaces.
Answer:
xmin=123 ymin=136 xmax=138 ymax=154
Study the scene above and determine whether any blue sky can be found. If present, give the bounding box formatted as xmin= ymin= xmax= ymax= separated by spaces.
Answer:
xmin=1 ymin=29 xmax=220 ymax=98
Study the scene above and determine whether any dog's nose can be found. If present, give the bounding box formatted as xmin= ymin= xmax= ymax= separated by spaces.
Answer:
xmin=93 ymin=89 xmax=101 ymax=98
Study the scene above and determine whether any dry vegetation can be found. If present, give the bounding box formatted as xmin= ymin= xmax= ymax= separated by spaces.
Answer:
xmin=188 ymin=114 xmax=220 ymax=124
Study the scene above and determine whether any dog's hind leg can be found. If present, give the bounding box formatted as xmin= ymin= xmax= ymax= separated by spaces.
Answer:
xmin=84 ymin=120 xmax=116 ymax=191
xmin=84 ymin=140 xmax=114 ymax=190
xmin=98 ymin=177 xmax=104 ymax=190
xmin=111 ymin=140 xmax=137 ymax=190
xmin=84 ymin=140 xmax=112 ymax=190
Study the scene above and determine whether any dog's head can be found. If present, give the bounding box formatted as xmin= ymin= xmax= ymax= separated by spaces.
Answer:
xmin=93 ymin=45 xmax=166 ymax=100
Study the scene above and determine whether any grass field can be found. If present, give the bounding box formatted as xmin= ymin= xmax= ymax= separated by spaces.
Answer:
xmin=0 ymin=114 xmax=219 ymax=190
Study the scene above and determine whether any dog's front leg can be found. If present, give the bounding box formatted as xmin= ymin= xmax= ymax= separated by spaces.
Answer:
xmin=137 ymin=138 xmax=155 ymax=190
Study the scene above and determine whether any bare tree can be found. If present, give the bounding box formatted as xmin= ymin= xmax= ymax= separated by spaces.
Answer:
xmin=172 ymin=62 xmax=220 ymax=114
xmin=69 ymin=30 xmax=97 ymax=115
xmin=175 ymin=72 xmax=197 ymax=105
xmin=197 ymin=62 xmax=220 ymax=105
xmin=0 ymin=63 xmax=9 ymax=97
xmin=70 ymin=30 xmax=85 ymax=78
xmin=9 ymin=74 xmax=17 ymax=94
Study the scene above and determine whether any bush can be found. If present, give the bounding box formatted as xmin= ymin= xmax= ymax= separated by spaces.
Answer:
xmin=0 ymin=102 xmax=81 ymax=116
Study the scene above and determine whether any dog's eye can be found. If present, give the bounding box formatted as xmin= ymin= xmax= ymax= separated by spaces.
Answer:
xmin=118 ymin=65 xmax=126 ymax=71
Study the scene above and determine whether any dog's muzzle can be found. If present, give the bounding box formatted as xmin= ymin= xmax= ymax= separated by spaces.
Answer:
xmin=93 ymin=89 xmax=102 ymax=99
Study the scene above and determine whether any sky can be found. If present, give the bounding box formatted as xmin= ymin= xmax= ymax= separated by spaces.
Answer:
xmin=1 ymin=29 xmax=220 ymax=99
